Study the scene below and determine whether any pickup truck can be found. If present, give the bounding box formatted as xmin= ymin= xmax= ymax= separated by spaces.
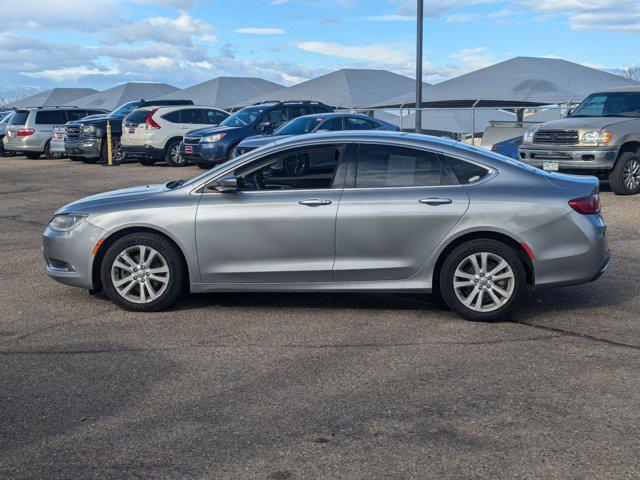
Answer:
xmin=519 ymin=87 xmax=640 ymax=195
xmin=64 ymin=99 xmax=193 ymax=163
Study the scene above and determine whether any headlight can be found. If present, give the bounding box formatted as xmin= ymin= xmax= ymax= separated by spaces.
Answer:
xmin=523 ymin=126 xmax=538 ymax=144
xmin=201 ymin=133 xmax=226 ymax=143
xmin=82 ymin=125 xmax=96 ymax=135
xmin=48 ymin=213 xmax=87 ymax=232
xmin=582 ymin=130 xmax=612 ymax=145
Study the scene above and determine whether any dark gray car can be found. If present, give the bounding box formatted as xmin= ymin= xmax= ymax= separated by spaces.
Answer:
xmin=43 ymin=131 xmax=609 ymax=321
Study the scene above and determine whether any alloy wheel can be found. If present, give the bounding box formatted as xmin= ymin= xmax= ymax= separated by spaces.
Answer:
xmin=453 ymin=252 xmax=515 ymax=312
xmin=110 ymin=245 xmax=170 ymax=304
xmin=170 ymin=144 xmax=184 ymax=165
xmin=113 ymin=139 xmax=125 ymax=163
xmin=623 ymin=158 xmax=640 ymax=191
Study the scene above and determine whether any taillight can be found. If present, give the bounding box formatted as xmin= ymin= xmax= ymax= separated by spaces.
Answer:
xmin=17 ymin=128 xmax=35 ymax=136
xmin=146 ymin=109 xmax=160 ymax=129
xmin=569 ymin=194 xmax=601 ymax=215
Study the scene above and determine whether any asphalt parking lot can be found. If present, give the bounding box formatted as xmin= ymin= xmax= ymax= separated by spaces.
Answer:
xmin=1 ymin=155 xmax=639 ymax=479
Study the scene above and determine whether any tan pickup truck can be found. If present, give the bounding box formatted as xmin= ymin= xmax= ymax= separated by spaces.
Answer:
xmin=519 ymin=87 xmax=640 ymax=195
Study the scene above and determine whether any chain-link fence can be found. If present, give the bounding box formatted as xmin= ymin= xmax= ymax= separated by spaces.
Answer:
xmin=344 ymin=105 xmax=570 ymax=160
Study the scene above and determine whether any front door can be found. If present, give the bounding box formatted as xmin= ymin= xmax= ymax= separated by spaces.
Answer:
xmin=333 ymin=143 xmax=469 ymax=281
xmin=195 ymin=144 xmax=347 ymax=284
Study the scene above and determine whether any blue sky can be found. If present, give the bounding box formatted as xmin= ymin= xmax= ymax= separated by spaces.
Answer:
xmin=0 ymin=0 xmax=638 ymax=93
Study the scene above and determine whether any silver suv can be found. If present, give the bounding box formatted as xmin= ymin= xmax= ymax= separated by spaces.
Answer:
xmin=519 ymin=87 xmax=640 ymax=195
xmin=3 ymin=107 xmax=105 ymax=159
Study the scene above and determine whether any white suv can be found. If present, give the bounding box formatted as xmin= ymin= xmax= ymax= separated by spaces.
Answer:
xmin=121 ymin=106 xmax=229 ymax=167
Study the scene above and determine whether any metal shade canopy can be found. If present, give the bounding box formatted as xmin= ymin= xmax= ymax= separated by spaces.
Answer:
xmin=377 ymin=108 xmax=515 ymax=134
xmin=237 ymin=69 xmax=424 ymax=109
xmin=73 ymin=82 xmax=179 ymax=111
xmin=158 ymin=77 xmax=284 ymax=110
xmin=376 ymin=56 xmax=640 ymax=108
xmin=5 ymin=88 xmax=98 ymax=108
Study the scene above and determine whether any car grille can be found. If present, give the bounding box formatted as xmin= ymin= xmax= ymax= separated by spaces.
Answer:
xmin=533 ymin=129 xmax=579 ymax=145
xmin=183 ymin=137 xmax=201 ymax=145
xmin=66 ymin=125 xmax=81 ymax=139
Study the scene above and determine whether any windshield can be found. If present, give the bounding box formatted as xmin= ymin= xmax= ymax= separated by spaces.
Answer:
xmin=275 ymin=116 xmax=321 ymax=135
xmin=220 ymin=106 xmax=263 ymax=127
xmin=108 ymin=102 xmax=140 ymax=119
xmin=571 ymin=92 xmax=640 ymax=118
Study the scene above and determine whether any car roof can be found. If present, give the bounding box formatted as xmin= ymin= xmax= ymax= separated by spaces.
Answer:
xmin=150 ymin=105 xmax=228 ymax=112
xmin=593 ymin=86 xmax=640 ymax=94
xmin=293 ymin=112 xmax=380 ymax=121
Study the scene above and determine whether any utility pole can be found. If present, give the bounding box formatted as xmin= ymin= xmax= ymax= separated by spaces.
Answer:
xmin=415 ymin=0 xmax=424 ymax=134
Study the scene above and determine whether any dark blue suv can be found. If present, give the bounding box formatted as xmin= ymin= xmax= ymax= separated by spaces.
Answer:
xmin=180 ymin=100 xmax=333 ymax=169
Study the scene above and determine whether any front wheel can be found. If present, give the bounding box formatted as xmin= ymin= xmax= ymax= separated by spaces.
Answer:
xmin=101 ymin=137 xmax=125 ymax=164
xmin=439 ymin=239 xmax=526 ymax=322
xmin=100 ymin=232 xmax=185 ymax=312
xmin=609 ymin=151 xmax=640 ymax=195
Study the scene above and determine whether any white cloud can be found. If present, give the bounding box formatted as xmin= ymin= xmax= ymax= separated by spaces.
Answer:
xmin=294 ymin=41 xmax=413 ymax=65
xmin=105 ymin=11 xmax=216 ymax=45
xmin=234 ymin=28 xmax=286 ymax=34
xmin=446 ymin=13 xmax=477 ymax=23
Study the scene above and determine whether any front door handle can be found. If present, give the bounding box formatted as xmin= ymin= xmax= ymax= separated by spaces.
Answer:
xmin=419 ymin=197 xmax=453 ymax=206
xmin=299 ymin=199 xmax=333 ymax=206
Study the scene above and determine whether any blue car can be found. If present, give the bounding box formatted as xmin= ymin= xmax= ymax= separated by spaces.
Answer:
xmin=232 ymin=112 xmax=400 ymax=159
xmin=491 ymin=135 xmax=523 ymax=160
xmin=180 ymin=101 xmax=333 ymax=169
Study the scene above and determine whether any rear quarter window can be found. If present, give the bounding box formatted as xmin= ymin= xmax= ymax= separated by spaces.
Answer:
xmin=444 ymin=156 xmax=490 ymax=184
xmin=162 ymin=110 xmax=180 ymax=123
xmin=126 ymin=109 xmax=152 ymax=125
xmin=9 ymin=111 xmax=29 ymax=125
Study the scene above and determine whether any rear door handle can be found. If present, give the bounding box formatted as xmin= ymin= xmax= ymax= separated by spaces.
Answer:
xmin=419 ymin=197 xmax=453 ymax=206
xmin=299 ymin=199 xmax=333 ymax=206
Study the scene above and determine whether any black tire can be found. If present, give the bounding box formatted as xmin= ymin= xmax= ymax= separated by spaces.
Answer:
xmin=80 ymin=157 xmax=99 ymax=164
xmin=139 ymin=157 xmax=157 ymax=166
xmin=0 ymin=139 xmax=5 ymax=157
xmin=609 ymin=151 xmax=640 ymax=195
xmin=196 ymin=163 xmax=210 ymax=170
xmin=165 ymin=140 xmax=187 ymax=167
xmin=24 ymin=152 xmax=41 ymax=159
xmin=69 ymin=156 xmax=84 ymax=162
xmin=100 ymin=232 xmax=185 ymax=312
xmin=101 ymin=136 xmax=124 ymax=164
xmin=439 ymin=239 xmax=526 ymax=322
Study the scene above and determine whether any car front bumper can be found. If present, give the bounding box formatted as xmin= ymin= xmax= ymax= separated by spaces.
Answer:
xmin=518 ymin=145 xmax=618 ymax=170
xmin=43 ymin=220 xmax=106 ymax=290
xmin=180 ymin=142 xmax=229 ymax=166
xmin=65 ymin=138 xmax=101 ymax=158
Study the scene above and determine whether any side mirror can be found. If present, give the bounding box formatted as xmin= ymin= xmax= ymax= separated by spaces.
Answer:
xmin=210 ymin=174 xmax=238 ymax=193
xmin=259 ymin=121 xmax=272 ymax=131
xmin=564 ymin=108 xmax=574 ymax=118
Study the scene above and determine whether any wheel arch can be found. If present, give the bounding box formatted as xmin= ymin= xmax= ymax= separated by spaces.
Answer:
xmin=91 ymin=226 xmax=191 ymax=291
xmin=431 ymin=230 xmax=535 ymax=291
xmin=164 ymin=136 xmax=184 ymax=153
xmin=618 ymin=140 xmax=640 ymax=156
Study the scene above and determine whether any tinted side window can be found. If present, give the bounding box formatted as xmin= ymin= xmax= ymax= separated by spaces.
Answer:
xmin=346 ymin=117 xmax=375 ymax=130
xmin=355 ymin=144 xmax=444 ymax=188
xmin=264 ymin=108 xmax=287 ymax=128
xmin=65 ymin=110 xmax=88 ymax=122
xmin=444 ymin=156 xmax=490 ymax=184
xmin=320 ymin=118 xmax=343 ymax=131
xmin=179 ymin=109 xmax=205 ymax=124
xmin=285 ymin=106 xmax=302 ymax=120
xmin=88 ymin=110 xmax=104 ymax=116
xmin=35 ymin=110 xmax=65 ymax=125
xmin=204 ymin=109 xmax=227 ymax=125
xmin=9 ymin=111 xmax=29 ymax=125
xmin=162 ymin=110 xmax=180 ymax=123
xmin=125 ymin=109 xmax=152 ymax=125
xmin=235 ymin=147 xmax=341 ymax=191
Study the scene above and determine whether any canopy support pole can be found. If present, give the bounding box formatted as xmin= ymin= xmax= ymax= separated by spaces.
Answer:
xmin=415 ymin=0 xmax=424 ymax=134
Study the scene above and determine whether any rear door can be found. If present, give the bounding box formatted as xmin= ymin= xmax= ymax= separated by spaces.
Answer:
xmin=333 ymin=143 xmax=469 ymax=281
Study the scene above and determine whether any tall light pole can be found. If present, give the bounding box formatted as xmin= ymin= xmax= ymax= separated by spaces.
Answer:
xmin=415 ymin=0 xmax=424 ymax=134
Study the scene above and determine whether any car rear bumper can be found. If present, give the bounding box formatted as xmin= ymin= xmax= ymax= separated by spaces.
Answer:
xmin=42 ymin=221 xmax=106 ymax=290
xmin=180 ymin=142 xmax=228 ymax=166
xmin=65 ymin=138 xmax=101 ymax=158
xmin=121 ymin=144 xmax=165 ymax=160
xmin=3 ymin=135 xmax=46 ymax=152
xmin=518 ymin=145 xmax=618 ymax=170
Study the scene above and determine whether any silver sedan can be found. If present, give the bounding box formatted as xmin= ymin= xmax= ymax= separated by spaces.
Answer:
xmin=43 ymin=131 xmax=610 ymax=321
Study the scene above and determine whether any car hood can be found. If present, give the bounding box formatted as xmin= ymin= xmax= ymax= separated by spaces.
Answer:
xmin=538 ymin=117 xmax=634 ymax=130
xmin=239 ymin=134 xmax=293 ymax=148
xmin=58 ymin=183 xmax=169 ymax=214
xmin=188 ymin=125 xmax=243 ymax=137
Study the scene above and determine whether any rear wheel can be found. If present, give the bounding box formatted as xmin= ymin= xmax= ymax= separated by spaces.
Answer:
xmin=100 ymin=232 xmax=185 ymax=312
xmin=166 ymin=140 xmax=187 ymax=167
xmin=44 ymin=140 xmax=63 ymax=159
xmin=24 ymin=152 xmax=41 ymax=159
xmin=440 ymin=239 xmax=526 ymax=322
xmin=609 ymin=151 xmax=640 ymax=195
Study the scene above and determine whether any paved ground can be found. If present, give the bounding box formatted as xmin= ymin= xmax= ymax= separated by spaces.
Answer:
xmin=1 ymin=155 xmax=639 ymax=479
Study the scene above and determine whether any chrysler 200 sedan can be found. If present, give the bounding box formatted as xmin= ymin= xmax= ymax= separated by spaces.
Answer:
xmin=43 ymin=131 xmax=610 ymax=321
